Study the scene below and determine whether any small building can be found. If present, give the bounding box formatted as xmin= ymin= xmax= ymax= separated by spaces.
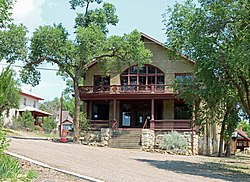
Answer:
xmin=232 ymin=126 xmax=250 ymax=153
xmin=2 ymin=88 xmax=52 ymax=127
xmin=55 ymin=111 xmax=73 ymax=131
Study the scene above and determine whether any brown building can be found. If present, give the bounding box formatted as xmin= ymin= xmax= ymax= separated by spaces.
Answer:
xmin=79 ymin=33 xmax=195 ymax=131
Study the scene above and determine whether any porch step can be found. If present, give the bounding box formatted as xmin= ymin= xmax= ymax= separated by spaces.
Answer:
xmin=109 ymin=130 xmax=141 ymax=149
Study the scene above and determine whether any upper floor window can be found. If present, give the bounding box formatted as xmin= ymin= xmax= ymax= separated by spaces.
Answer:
xmin=33 ymin=100 xmax=36 ymax=108
xmin=175 ymin=73 xmax=193 ymax=81
xmin=121 ymin=64 xmax=165 ymax=91
xmin=23 ymin=98 xmax=27 ymax=106
xmin=94 ymin=75 xmax=110 ymax=91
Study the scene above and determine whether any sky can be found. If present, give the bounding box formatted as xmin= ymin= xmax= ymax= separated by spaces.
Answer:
xmin=4 ymin=0 xmax=179 ymax=101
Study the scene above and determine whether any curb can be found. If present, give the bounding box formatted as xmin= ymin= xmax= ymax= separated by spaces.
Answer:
xmin=7 ymin=136 xmax=50 ymax=140
xmin=4 ymin=151 xmax=104 ymax=182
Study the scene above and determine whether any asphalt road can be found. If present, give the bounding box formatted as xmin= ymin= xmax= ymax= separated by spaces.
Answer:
xmin=8 ymin=139 xmax=249 ymax=182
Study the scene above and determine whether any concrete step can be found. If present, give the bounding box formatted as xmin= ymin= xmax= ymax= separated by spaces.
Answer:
xmin=109 ymin=130 xmax=142 ymax=149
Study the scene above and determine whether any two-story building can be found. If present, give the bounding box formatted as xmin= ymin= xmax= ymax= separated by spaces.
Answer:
xmin=3 ymin=88 xmax=52 ymax=127
xmin=79 ymin=33 xmax=195 ymax=131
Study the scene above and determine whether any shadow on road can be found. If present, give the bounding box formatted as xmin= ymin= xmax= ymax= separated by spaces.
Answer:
xmin=135 ymin=159 xmax=249 ymax=182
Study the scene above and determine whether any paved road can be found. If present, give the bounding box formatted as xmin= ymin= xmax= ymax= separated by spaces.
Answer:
xmin=8 ymin=139 xmax=249 ymax=182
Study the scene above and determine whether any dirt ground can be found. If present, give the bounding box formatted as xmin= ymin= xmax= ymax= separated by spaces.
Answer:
xmin=8 ymin=138 xmax=250 ymax=182
xmin=19 ymin=159 xmax=87 ymax=182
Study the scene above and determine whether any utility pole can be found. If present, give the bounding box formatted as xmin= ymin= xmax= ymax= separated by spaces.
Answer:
xmin=60 ymin=92 xmax=63 ymax=137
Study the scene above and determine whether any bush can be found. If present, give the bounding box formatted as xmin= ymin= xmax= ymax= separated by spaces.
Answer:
xmin=159 ymin=131 xmax=188 ymax=154
xmin=79 ymin=112 xmax=89 ymax=130
xmin=42 ymin=117 xmax=56 ymax=134
xmin=22 ymin=111 xmax=35 ymax=130
xmin=0 ymin=127 xmax=9 ymax=154
xmin=11 ymin=115 xmax=24 ymax=130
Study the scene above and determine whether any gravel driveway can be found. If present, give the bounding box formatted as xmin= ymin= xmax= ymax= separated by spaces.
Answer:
xmin=8 ymin=139 xmax=250 ymax=182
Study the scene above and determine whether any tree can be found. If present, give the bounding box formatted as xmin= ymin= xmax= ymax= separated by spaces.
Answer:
xmin=21 ymin=0 xmax=152 ymax=140
xmin=0 ymin=66 xmax=20 ymax=117
xmin=0 ymin=0 xmax=27 ymax=117
xmin=164 ymin=0 xmax=248 ymax=156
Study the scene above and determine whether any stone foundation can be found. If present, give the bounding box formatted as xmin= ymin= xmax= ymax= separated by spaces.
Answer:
xmin=80 ymin=128 xmax=111 ymax=147
xmin=141 ymin=129 xmax=199 ymax=155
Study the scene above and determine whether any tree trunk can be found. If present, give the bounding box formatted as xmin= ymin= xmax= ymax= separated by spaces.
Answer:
xmin=218 ymin=119 xmax=226 ymax=157
xmin=73 ymin=78 xmax=80 ymax=141
xmin=225 ymin=140 xmax=231 ymax=157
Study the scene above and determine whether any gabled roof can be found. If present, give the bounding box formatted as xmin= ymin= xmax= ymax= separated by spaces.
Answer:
xmin=140 ymin=32 xmax=196 ymax=64
xmin=86 ymin=32 xmax=195 ymax=69
xmin=236 ymin=129 xmax=250 ymax=141
xmin=20 ymin=88 xmax=44 ymax=100
xmin=56 ymin=111 xmax=73 ymax=123
xmin=19 ymin=106 xmax=52 ymax=116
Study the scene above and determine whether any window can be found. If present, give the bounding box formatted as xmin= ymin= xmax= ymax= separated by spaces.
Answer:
xmin=174 ymin=103 xmax=192 ymax=119
xmin=92 ymin=102 xmax=109 ymax=120
xmin=33 ymin=100 xmax=36 ymax=108
xmin=23 ymin=98 xmax=27 ymax=106
xmin=120 ymin=64 xmax=164 ymax=91
xmin=94 ymin=75 xmax=110 ymax=91
xmin=175 ymin=73 xmax=193 ymax=81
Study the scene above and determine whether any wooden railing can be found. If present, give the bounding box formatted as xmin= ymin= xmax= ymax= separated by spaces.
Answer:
xmin=88 ymin=120 xmax=114 ymax=130
xmin=152 ymin=119 xmax=192 ymax=131
xmin=79 ymin=84 xmax=173 ymax=94
xmin=88 ymin=119 xmax=192 ymax=131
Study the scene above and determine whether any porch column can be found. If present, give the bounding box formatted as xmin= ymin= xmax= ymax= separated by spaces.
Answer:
xmin=113 ymin=99 xmax=117 ymax=129
xmin=150 ymin=98 xmax=155 ymax=129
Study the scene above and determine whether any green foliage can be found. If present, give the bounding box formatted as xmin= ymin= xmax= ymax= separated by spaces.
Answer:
xmin=42 ymin=117 xmax=56 ymax=134
xmin=159 ymin=131 xmax=188 ymax=154
xmin=79 ymin=112 xmax=88 ymax=130
xmin=164 ymin=0 xmax=250 ymax=117
xmin=11 ymin=115 xmax=24 ymax=130
xmin=0 ymin=154 xmax=37 ymax=181
xmin=238 ymin=121 xmax=250 ymax=137
xmin=21 ymin=111 xmax=35 ymax=130
xmin=0 ymin=0 xmax=14 ymax=28
xmin=0 ymin=127 xmax=9 ymax=154
xmin=0 ymin=154 xmax=20 ymax=180
xmin=0 ymin=66 xmax=20 ymax=115
xmin=21 ymin=1 xmax=152 ymax=140
xmin=70 ymin=0 xmax=118 ymax=33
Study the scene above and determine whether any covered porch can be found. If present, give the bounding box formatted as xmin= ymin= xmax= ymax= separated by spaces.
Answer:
xmin=82 ymin=95 xmax=193 ymax=132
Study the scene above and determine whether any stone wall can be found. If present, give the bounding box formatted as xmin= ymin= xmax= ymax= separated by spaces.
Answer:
xmin=141 ymin=129 xmax=198 ymax=155
xmin=80 ymin=128 xmax=111 ymax=147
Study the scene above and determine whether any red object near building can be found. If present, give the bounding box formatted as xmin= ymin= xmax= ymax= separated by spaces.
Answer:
xmin=60 ymin=129 xmax=68 ymax=143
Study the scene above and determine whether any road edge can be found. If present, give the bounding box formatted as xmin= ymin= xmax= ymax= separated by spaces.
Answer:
xmin=4 ymin=150 xmax=104 ymax=182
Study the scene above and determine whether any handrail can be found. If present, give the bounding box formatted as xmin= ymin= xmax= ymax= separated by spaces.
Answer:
xmin=142 ymin=119 xmax=148 ymax=129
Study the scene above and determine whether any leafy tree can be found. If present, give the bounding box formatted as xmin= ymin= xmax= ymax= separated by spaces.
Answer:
xmin=21 ymin=0 xmax=152 ymax=140
xmin=0 ymin=0 xmax=27 ymax=117
xmin=42 ymin=117 xmax=57 ymax=133
xmin=164 ymin=0 xmax=248 ymax=156
xmin=21 ymin=111 xmax=35 ymax=129
xmin=238 ymin=120 xmax=250 ymax=137
xmin=0 ymin=66 xmax=20 ymax=117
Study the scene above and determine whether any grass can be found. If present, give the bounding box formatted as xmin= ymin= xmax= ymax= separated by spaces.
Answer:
xmin=0 ymin=154 xmax=37 ymax=181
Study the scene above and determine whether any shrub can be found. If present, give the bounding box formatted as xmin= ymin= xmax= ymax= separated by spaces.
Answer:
xmin=79 ymin=112 xmax=89 ymax=130
xmin=159 ymin=131 xmax=188 ymax=154
xmin=22 ymin=111 xmax=35 ymax=130
xmin=0 ymin=127 xmax=9 ymax=154
xmin=11 ymin=115 xmax=24 ymax=130
xmin=42 ymin=117 xmax=56 ymax=134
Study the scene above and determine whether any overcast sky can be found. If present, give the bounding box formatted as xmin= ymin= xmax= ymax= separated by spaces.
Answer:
xmin=7 ymin=0 xmax=179 ymax=101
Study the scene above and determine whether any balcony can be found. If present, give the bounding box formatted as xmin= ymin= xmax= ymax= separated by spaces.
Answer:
xmin=79 ymin=84 xmax=174 ymax=95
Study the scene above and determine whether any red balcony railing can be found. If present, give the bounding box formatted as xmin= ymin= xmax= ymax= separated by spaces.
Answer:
xmin=79 ymin=84 xmax=173 ymax=94
xmin=153 ymin=119 xmax=192 ymax=131
xmin=88 ymin=119 xmax=192 ymax=131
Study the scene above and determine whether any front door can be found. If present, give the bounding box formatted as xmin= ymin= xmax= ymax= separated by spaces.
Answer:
xmin=135 ymin=110 xmax=150 ymax=128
